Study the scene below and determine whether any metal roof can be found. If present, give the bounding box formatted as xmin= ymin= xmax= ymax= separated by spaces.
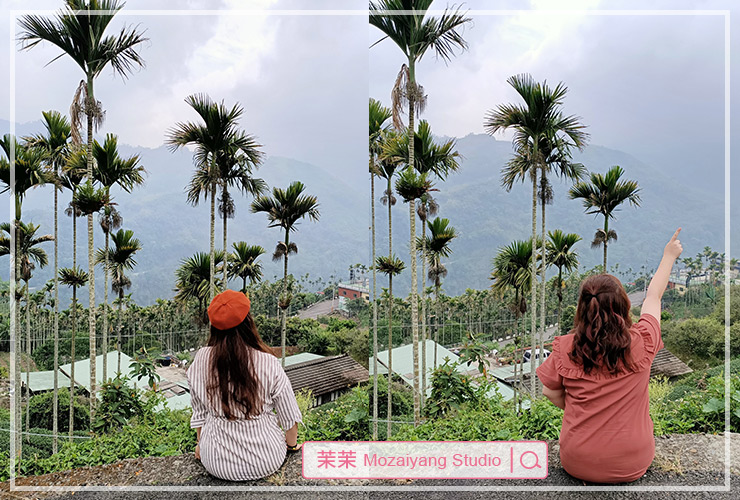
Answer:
xmin=284 ymin=352 xmax=325 ymax=367
xmin=20 ymin=370 xmax=72 ymax=393
xmin=286 ymin=353 xmax=368 ymax=397
xmin=59 ymin=351 xmax=136 ymax=390
xmin=369 ymin=339 xmax=517 ymax=400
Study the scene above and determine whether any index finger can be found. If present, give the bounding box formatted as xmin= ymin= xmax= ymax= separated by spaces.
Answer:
xmin=670 ymin=227 xmax=682 ymax=241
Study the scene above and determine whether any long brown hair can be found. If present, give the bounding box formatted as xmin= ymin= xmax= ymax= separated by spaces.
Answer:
xmin=569 ymin=274 xmax=636 ymax=375
xmin=206 ymin=313 xmax=272 ymax=420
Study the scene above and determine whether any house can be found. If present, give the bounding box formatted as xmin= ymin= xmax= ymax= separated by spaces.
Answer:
xmin=337 ymin=282 xmax=370 ymax=311
xmin=19 ymin=370 xmax=72 ymax=395
xmin=57 ymin=351 xmax=136 ymax=394
xmin=369 ymin=339 xmax=515 ymax=401
xmin=650 ymin=348 xmax=693 ymax=379
xmin=286 ymin=353 xmax=368 ymax=407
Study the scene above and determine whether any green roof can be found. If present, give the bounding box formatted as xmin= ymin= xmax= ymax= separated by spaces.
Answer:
xmin=59 ymin=351 xmax=136 ymax=390
xmin=20 ymin=370 xmax=72 ymax=393
xmin=369 ymin=340 xmax=520 ymax=402
xmin=369 ymin=340 xmax=476 ymax=397
xmin=284 ymin=352 xmax=324 ymax=367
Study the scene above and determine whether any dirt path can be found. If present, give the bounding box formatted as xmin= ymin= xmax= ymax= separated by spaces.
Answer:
xmin=1 ymin=433 xmax=738 ymax=499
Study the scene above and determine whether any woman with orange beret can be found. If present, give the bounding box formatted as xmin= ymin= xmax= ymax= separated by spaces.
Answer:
xmin=187 ymin=289 xmax=303 ymax=481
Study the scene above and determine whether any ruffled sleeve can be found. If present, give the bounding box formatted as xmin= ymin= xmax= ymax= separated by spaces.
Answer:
xmin=549 ymin=335 xmax=592 ymax=379
xmin=635 ymin=313 xmax=663 ymax=355
xmin=536 ymin=341 xmax=564 ymax=390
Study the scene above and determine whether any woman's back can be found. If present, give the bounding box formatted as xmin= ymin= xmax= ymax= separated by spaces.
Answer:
xmin=538 ymin=313 xmax=663 ymax=483
xmin=188 ymin=345 xmax=302 ymax=480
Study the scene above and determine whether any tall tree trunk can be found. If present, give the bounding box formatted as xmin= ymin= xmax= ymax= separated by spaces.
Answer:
xmin=223 ymin=188 xmax=228 ymax=286
xmin=529 ymin=176 xmax=538 ymax=399
xmin=210 ymin=177 xmax=216 ymax=302
xmin=86 ymin=74 xmax=97 ymax=426
xmin=513 ymin=287 xmax=520 ymax=413
xmin=557 ymin=267 xmax=563 ymax=335
xmin=117 ymin=287 xmax=123 ymax=374
xmin=538 ymin=172 xmax=547 ymax=397
xmin=25 ymin=282 xmax=31 ymax=442
xmin=280 ymin=231 xmax=289 ymax=367
xmin=603 ymin=215 xmax=609 ymax=273
xmin=69 ymin=288 xmax=76 ymax=441
xmin=387 ymin=275 xmax=393 ymax=439
xmin=69 ymin=207 xmax=77 ymax=441
xmin=408 ymin=62 xmax=420 ymax=426
xmin=420 ymin=217 xmax=427 ymax=409
xmin=102 ymin=228 xmax=109 ymax=383
xmin=386 ymin=174 xmax=394 ymax=440
xmin=13 ymin=253 xmax=21 ymax=458
xmin=370 ymin=165 xmax=378 ymax=440
xmin=53 ymin=184 xmax=59 ymax=453
xmin=434 ymin=281 xmax=440 ymax=367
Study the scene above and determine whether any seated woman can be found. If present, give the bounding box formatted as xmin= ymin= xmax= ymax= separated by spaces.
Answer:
xmin=187 ymin=290 xmax=303 ymax=481
xmin=537 ymin=228 xmax=683 ymax=484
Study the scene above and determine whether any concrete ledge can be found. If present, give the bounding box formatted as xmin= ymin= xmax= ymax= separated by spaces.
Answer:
xmin=1 ymin=433 xmax=738 ymax=498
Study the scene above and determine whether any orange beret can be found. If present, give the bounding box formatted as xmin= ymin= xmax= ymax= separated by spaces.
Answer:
xmin=207 ymin=290 xmax=251 ymax=330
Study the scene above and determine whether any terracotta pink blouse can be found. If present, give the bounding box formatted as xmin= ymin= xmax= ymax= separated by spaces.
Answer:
xmin=536 ymin=314 xmax=663 ymax=483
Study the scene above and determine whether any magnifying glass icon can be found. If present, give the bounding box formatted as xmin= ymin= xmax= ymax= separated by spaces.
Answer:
xmin=520 ymin=451 xmax=542 ymax=469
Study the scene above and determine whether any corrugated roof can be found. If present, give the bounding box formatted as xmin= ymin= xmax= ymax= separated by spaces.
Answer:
xmin=284 ymin=352 xmax=324 ymax=367
xmin=651 ymin=348 xmax=693 ymax=378
xmin=368 ymin=340 xmax=521 ymax=400
xmin=59 ymin=351 xmax=136 ymax=390
xmin=286 ymin=353 xmax=368 ymax=397
xmin=20 ymin=370 xmax=72 ymax=393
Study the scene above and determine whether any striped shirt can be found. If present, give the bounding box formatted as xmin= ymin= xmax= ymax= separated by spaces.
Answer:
xmin=187 ymin=346 xmax=303 ymax=481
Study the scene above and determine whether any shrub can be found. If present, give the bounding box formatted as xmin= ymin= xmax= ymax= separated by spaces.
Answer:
xmin=93 ymin=375 xmax=143 ymax=433
xmin=27 ymin=388 xmax=90 ymax=432
xmin=1 ymin=408 xmax=196 ymax=481
xmin=300 ymin=385 xmax=369 ymax=442
xmin=663 ymin=317 xmax=724 ymax=360
xmin=368 ymin=373 xmax=414 ymax=419
xmin=426 ymin=359 xmax=476 ymax=418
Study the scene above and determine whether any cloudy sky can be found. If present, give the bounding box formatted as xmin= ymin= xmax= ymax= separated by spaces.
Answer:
xmin=1 ymin=0 xmax=737 ymax=239
xmin=1 ymin=0 xmax=367 ymax=179
xmin=370 ymin=0 xmax=736 ymax=197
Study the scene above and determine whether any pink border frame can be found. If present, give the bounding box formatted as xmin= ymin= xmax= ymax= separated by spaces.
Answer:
xmin=301 ymin=440 xmax=550 ymax=480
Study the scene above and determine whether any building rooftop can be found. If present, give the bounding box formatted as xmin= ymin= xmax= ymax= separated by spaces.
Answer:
xmin=651 ymin=348 xmax=693 ymax=378
xmin=20 ymin=370 xmax=72 ymax=394
xmin=286 ymin=353 xmax=368 ymax=397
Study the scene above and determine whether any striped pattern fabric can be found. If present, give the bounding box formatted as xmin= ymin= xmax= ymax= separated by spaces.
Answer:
xmin=187 ymin=347 xmax=303 ymax=481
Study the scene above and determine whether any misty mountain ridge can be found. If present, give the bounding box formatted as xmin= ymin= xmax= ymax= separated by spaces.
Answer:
xmin=1 ymin=118 xmax=733 ymax=304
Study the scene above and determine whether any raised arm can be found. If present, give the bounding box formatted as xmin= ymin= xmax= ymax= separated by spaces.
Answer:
xmin=641 ymin=228 xmax=683 ymax=322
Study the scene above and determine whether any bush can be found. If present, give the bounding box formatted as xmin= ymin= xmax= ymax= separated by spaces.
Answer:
xmin=301 ymin=329 xmax=332 ymax=355
xmin=650 ymin=372 xmax=740 ymax=435
xmin=426 ymin=359 xmax=477 ymax=418
xmin=1 ymin=408 xmax=196 ymax=480
xmin=254 ymin=315 xmax=317 ymax=347
xmin=300 ymin=385 xmax=369 ymax=442
xmin=368 ymin=373 xmax=414 ymax=420
xmin=27 ymin=388 xmax=90 ymax=432
xmin=663 ymin=317 xmax=725 ymax=361
xmin=93 ymin=376 xmax=143 ymax=433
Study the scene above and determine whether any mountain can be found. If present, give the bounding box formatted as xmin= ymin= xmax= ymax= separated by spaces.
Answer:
xmin=1 ymin=119 xmax=734 ymax=304
xmin=374 ymin=133 xmax=735 ymax=296
xmin=1 ymin=124 xmax=367 ymax=305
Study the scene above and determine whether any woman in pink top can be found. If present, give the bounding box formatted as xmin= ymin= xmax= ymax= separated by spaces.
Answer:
xmin=537 ymin=228 xmax=683 ymax=483
xmin=188 ymin=290 xmax=303 ymax=481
